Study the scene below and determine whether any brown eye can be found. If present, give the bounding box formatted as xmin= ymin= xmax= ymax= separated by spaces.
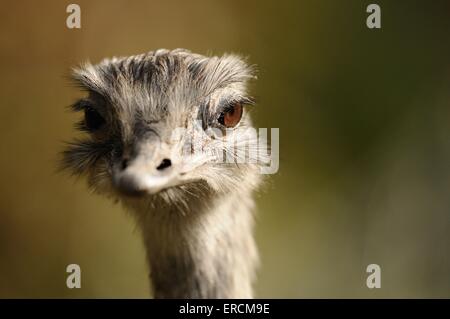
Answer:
xmin=84 ymin=107 xmax=105 ymax=131
xmin=218 ymin=102 xmax=243 ymax=128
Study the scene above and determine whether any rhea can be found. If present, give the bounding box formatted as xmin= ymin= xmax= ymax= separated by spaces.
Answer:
xmin=62 ymin=49 xmax=263 ymax=298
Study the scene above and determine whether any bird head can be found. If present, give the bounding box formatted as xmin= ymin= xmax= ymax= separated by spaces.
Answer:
xmin=62 ymin=49 xmax=262 ymax=206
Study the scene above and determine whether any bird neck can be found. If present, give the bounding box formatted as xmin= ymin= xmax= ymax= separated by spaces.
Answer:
xmin=132 ymin=190 xmax=258 ymax=298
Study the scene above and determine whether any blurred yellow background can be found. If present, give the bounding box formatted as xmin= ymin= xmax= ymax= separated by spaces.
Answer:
xmin=1 ymin=0 xmax=450 ymax=298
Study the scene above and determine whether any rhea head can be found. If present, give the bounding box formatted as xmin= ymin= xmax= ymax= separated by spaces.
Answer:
xmin=62 ymin=49 xmax=261 ymax=209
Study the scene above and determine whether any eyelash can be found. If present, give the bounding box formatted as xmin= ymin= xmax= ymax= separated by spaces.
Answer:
xmin=70 ymin=99 xmax=92 ymax=112
xmin=218 ymin=96 xmax=254 ymax=111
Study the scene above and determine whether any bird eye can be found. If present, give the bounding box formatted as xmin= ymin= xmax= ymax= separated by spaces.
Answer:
xmin=84 ymin=107 xmax=105 ymax=131
xmin=218 ymin=102 xmax=243 ymax=128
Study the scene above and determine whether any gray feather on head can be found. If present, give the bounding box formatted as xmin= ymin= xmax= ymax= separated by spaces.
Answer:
xmin=62 ymin=48 xmax=263 ymax=206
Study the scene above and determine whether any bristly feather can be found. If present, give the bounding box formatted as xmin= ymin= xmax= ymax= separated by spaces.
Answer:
xmin=60 ymin=139 xmax=112 ymax=175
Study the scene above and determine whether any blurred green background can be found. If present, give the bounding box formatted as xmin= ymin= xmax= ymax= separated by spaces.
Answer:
xmin=1 ymin=0 xmax=450 ymax=298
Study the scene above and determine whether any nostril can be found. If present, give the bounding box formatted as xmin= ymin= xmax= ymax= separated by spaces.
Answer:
xmin=156 ymin=158 xmax=172 ymax=171
xmin=121 ymin=158 xmax=129 ymax=170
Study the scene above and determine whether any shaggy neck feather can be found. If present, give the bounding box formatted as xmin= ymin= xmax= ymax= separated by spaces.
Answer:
xmin=130 ymin=190 xmax=258 ymax=298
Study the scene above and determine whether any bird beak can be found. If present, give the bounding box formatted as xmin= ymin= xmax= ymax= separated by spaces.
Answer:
xmin=112 ymin=143 xmax=179 ymax=196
